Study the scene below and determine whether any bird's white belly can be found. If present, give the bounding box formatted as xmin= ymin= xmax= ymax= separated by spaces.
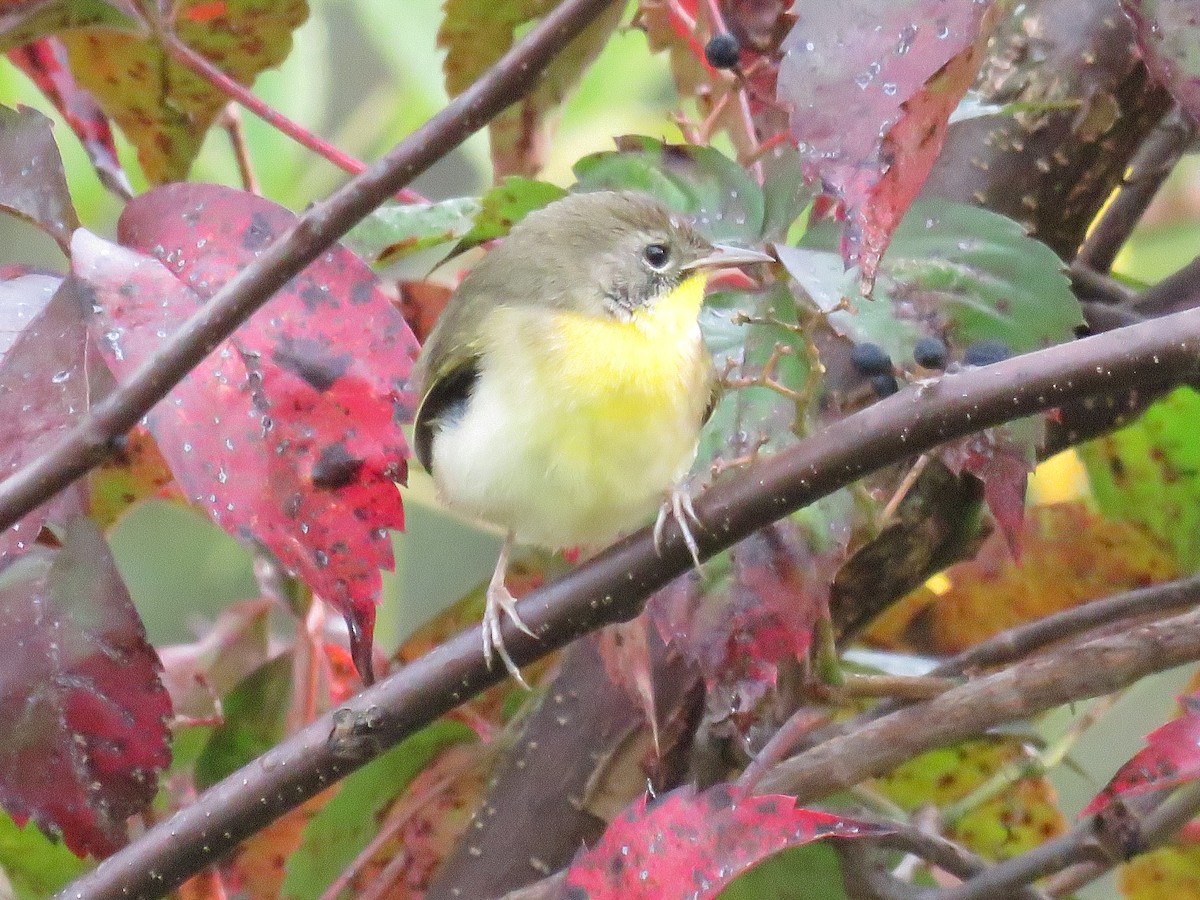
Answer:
xmin=430 ymin=353 xmax=701 ymax=549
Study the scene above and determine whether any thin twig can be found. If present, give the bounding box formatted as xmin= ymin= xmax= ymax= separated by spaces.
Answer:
xmin=218 ymin=105 xmax=261 ymax=195
xmin=1075 ymin=107 xmax=1195 ymax=274
xmin=166 ymin=36 xmax=425 ymax=204
xmin=0 ymin=0 xmax=624 ymax=541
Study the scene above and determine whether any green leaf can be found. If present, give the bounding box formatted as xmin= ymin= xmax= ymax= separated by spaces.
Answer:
xmin=281 ymin=719 xmax=476 ymax=899
xmin=1080 ymin=387 xmax=1200 ymax=573
xmin=718 ymin=842 xmax=850 ymax=900
xmin=0 ymin=808 xmax=89 ymax=899
xmin=574 ymin=136 xmax=767 ymax=242
xmin=782 ymin=199 xmax=1083 ymax=363
xmin=0 ymin=0 xmax=134 ymax=55
xmin=439 ymin=0 xmax=622 ymax=176
xmin=457 ymin=176 xmax=567 ymax=249
xmin=56 ymin=0 xmax=308 ymax=182
xmin=345 ymin=197 xmax=482 ymax=266
xmin=194 ymin=653 xmax=293 ymax=790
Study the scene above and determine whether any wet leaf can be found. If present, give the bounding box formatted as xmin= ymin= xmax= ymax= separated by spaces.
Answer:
xmin=1084 ymin=690 xmax=1200 ymax=816
xmin=1119 ymin=842 xmax=1200 ymax=899
xmin=0 ymin=275 xmax=93 ymax=570
xmin=1122 ymin=0 xmax=1200 ymax=125
xmin=73 ymin=183 xmax=418 ymax=679
xmin=7 ymin=39 xmax=131 ymax=199
xmin=574 ymin=136 xmax=768 ymax=242
xmin=561 ymin=783 xmax=891 ymax=898
xmin=345 ymin=196 xmax=481 ymax=266
xmin=778 ymin=0 xmax=999 ymax=288
xmin=0 ymin=519 xmax=171 ymax=857
xmin=780 ymin=199 xmax=1082 ymax=364
xmin=650 ymin=521 xmax=836 ymax=718
xmin=0 ymin=104 xmax=78 ymax=251
xmin=456 ymin=176 xmax=567 ymax=250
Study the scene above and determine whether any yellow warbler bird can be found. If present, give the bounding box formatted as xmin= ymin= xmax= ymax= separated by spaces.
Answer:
xmin=413 ymin=190 xmax=771 ymax=680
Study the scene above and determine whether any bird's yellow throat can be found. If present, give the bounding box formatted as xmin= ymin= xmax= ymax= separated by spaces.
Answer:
xmin=538 ymin=272 xmax=709 ymax=406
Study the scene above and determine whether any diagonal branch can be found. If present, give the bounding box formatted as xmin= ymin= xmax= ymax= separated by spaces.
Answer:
xmin=0 ymin=0 xmax=623 ymax=539
xmin=61 ymin=306 xmax=1200 ymax=899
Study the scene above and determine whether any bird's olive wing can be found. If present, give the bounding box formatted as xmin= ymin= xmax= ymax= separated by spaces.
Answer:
xmin=413 ymin=355 xmax=481 ymax=474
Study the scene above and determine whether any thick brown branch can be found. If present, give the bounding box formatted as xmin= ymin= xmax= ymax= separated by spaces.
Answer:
xmin=60 ymin=307 xmax=1200 ymax=899
xmin=0 ymin=0 xmax=622 ymax=538
xmin=759 ymin=607 xmax=1200 ymax=801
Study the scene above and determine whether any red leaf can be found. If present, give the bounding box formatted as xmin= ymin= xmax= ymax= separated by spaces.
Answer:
xmin=0 ymin=519 xmax=171 ymax=857
xmin=778 ymin=0 xmax=997 ymax=289
xmin=0 ymin=104 xmax=79 ymax=251
xmin=0 ymin=274 xmax=93 ymax=568
xmin=1083 ymin=691 xmax=1200 ymax=816
xmin=7 ymin=39 xmax=132 ymax=199
xmin=561 ymin=783 xmax=890 ymax=898
xmin=650 ymin=522 xmax=830 ymax=717
xmin=942 ymin=430 xmax=1034 ymax=558
xmin=1122 ymin=0 xmax=1200 ymax=124
xmin=71 ymin=183 xmax=419 ymax=680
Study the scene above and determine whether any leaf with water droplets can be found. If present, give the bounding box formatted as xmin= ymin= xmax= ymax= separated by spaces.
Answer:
xmin=0 ymin=518 xmax=171 ymax=857
xmin=7 ymin=39 xmax=133 ymax=199
xmin=561 ymin=783 xmax=891 ymax=898
xmin=778 ymin=0 xmax=999 ymax=289
xmin=574 ymin=136 xmax=771 ymax=242
xmin=72 ymin=183 xmax=419 ymax=680
xmin=1084 ymin=688 xmax=1200 ymax=816
xmin=0 ymin=104 xmax=79 ymax=252
xmin=0 ymin=274 xmax=96 ymax=569
xmin=1122 ymin=0 xmax=1200 ymax=124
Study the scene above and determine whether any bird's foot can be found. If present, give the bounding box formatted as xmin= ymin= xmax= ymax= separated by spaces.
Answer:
xmin=654 ymin=485 xmax=704 ymax=570
xmin=483 ymin=578 xmax=536 ymax=689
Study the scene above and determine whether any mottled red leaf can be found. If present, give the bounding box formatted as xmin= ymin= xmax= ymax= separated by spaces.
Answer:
xmin=942 ymin=422 xmax=1039 ymax=558
xmin=1122 ymin=0 xmax=1200 ymax=123
xmin=0 ymin=103 xmax=79 ymax=251
xmin=778 ymin=0 xmax=997 ymax=288
xmin=0 ymin=518 xmax=171 ymax=857
xmin=1084 ymin=691 xmax=1200 ymax=816
xmin=561 ymin=783 xmax=890 ymax=898
xmin=71 ymin=183 xmax=418 ymax=679
xmin=650 ymin=522 xmax=832 ymax=718
xmin=40 ymin=0 xmax=307 ymax=182
xmin=8 ymin=39 xmax=132 ymax=199
xmin=0 ymin=274 xmax=95 ymax=567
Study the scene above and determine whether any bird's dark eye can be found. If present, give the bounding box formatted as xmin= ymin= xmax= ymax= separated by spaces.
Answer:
xmin=643 ymin=243 xmax=671 ymax=270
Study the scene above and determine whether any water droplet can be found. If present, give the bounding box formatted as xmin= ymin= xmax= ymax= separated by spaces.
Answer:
xmin=51 ymin=370 xmax=70 ymax=384
xmin=896 ymin=23 xmax=917 ymax=54
xmin=882 ymin=82 xmax=898 ymax=96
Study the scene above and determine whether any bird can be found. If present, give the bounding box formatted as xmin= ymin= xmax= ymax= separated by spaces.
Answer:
xmin=412 ymin=190 xmax=772 ymax=682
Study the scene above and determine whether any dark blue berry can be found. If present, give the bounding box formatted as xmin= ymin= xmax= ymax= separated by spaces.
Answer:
xmin=870 ymin=373 xmax=900 ymax=398
xmin=850 ymin=342 xmax=892 ymax=376
xmin=705 ymin=33 xmax=741 ymax=70
xmin=913 ymin=336 xmax=949 ymax=370
xmin=963 ymin=340 xmax=1013 ymax=367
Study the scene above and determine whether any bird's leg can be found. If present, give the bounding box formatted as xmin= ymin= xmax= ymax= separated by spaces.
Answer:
xmin=654 ymin=484 xmax=704 ymax=570
xmin=483 ymin=530 xmax=537 ymax=688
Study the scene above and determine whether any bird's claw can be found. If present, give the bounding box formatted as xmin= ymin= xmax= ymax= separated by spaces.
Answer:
xmin=483 ymin=581 xmax=534 ymax=690
xmin=654 ymin=486 xmax=704 ymax=571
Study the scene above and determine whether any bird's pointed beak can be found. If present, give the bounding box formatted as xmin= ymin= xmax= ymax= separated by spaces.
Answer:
xmin=682 ymin=243 xmax=775 ymax=271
